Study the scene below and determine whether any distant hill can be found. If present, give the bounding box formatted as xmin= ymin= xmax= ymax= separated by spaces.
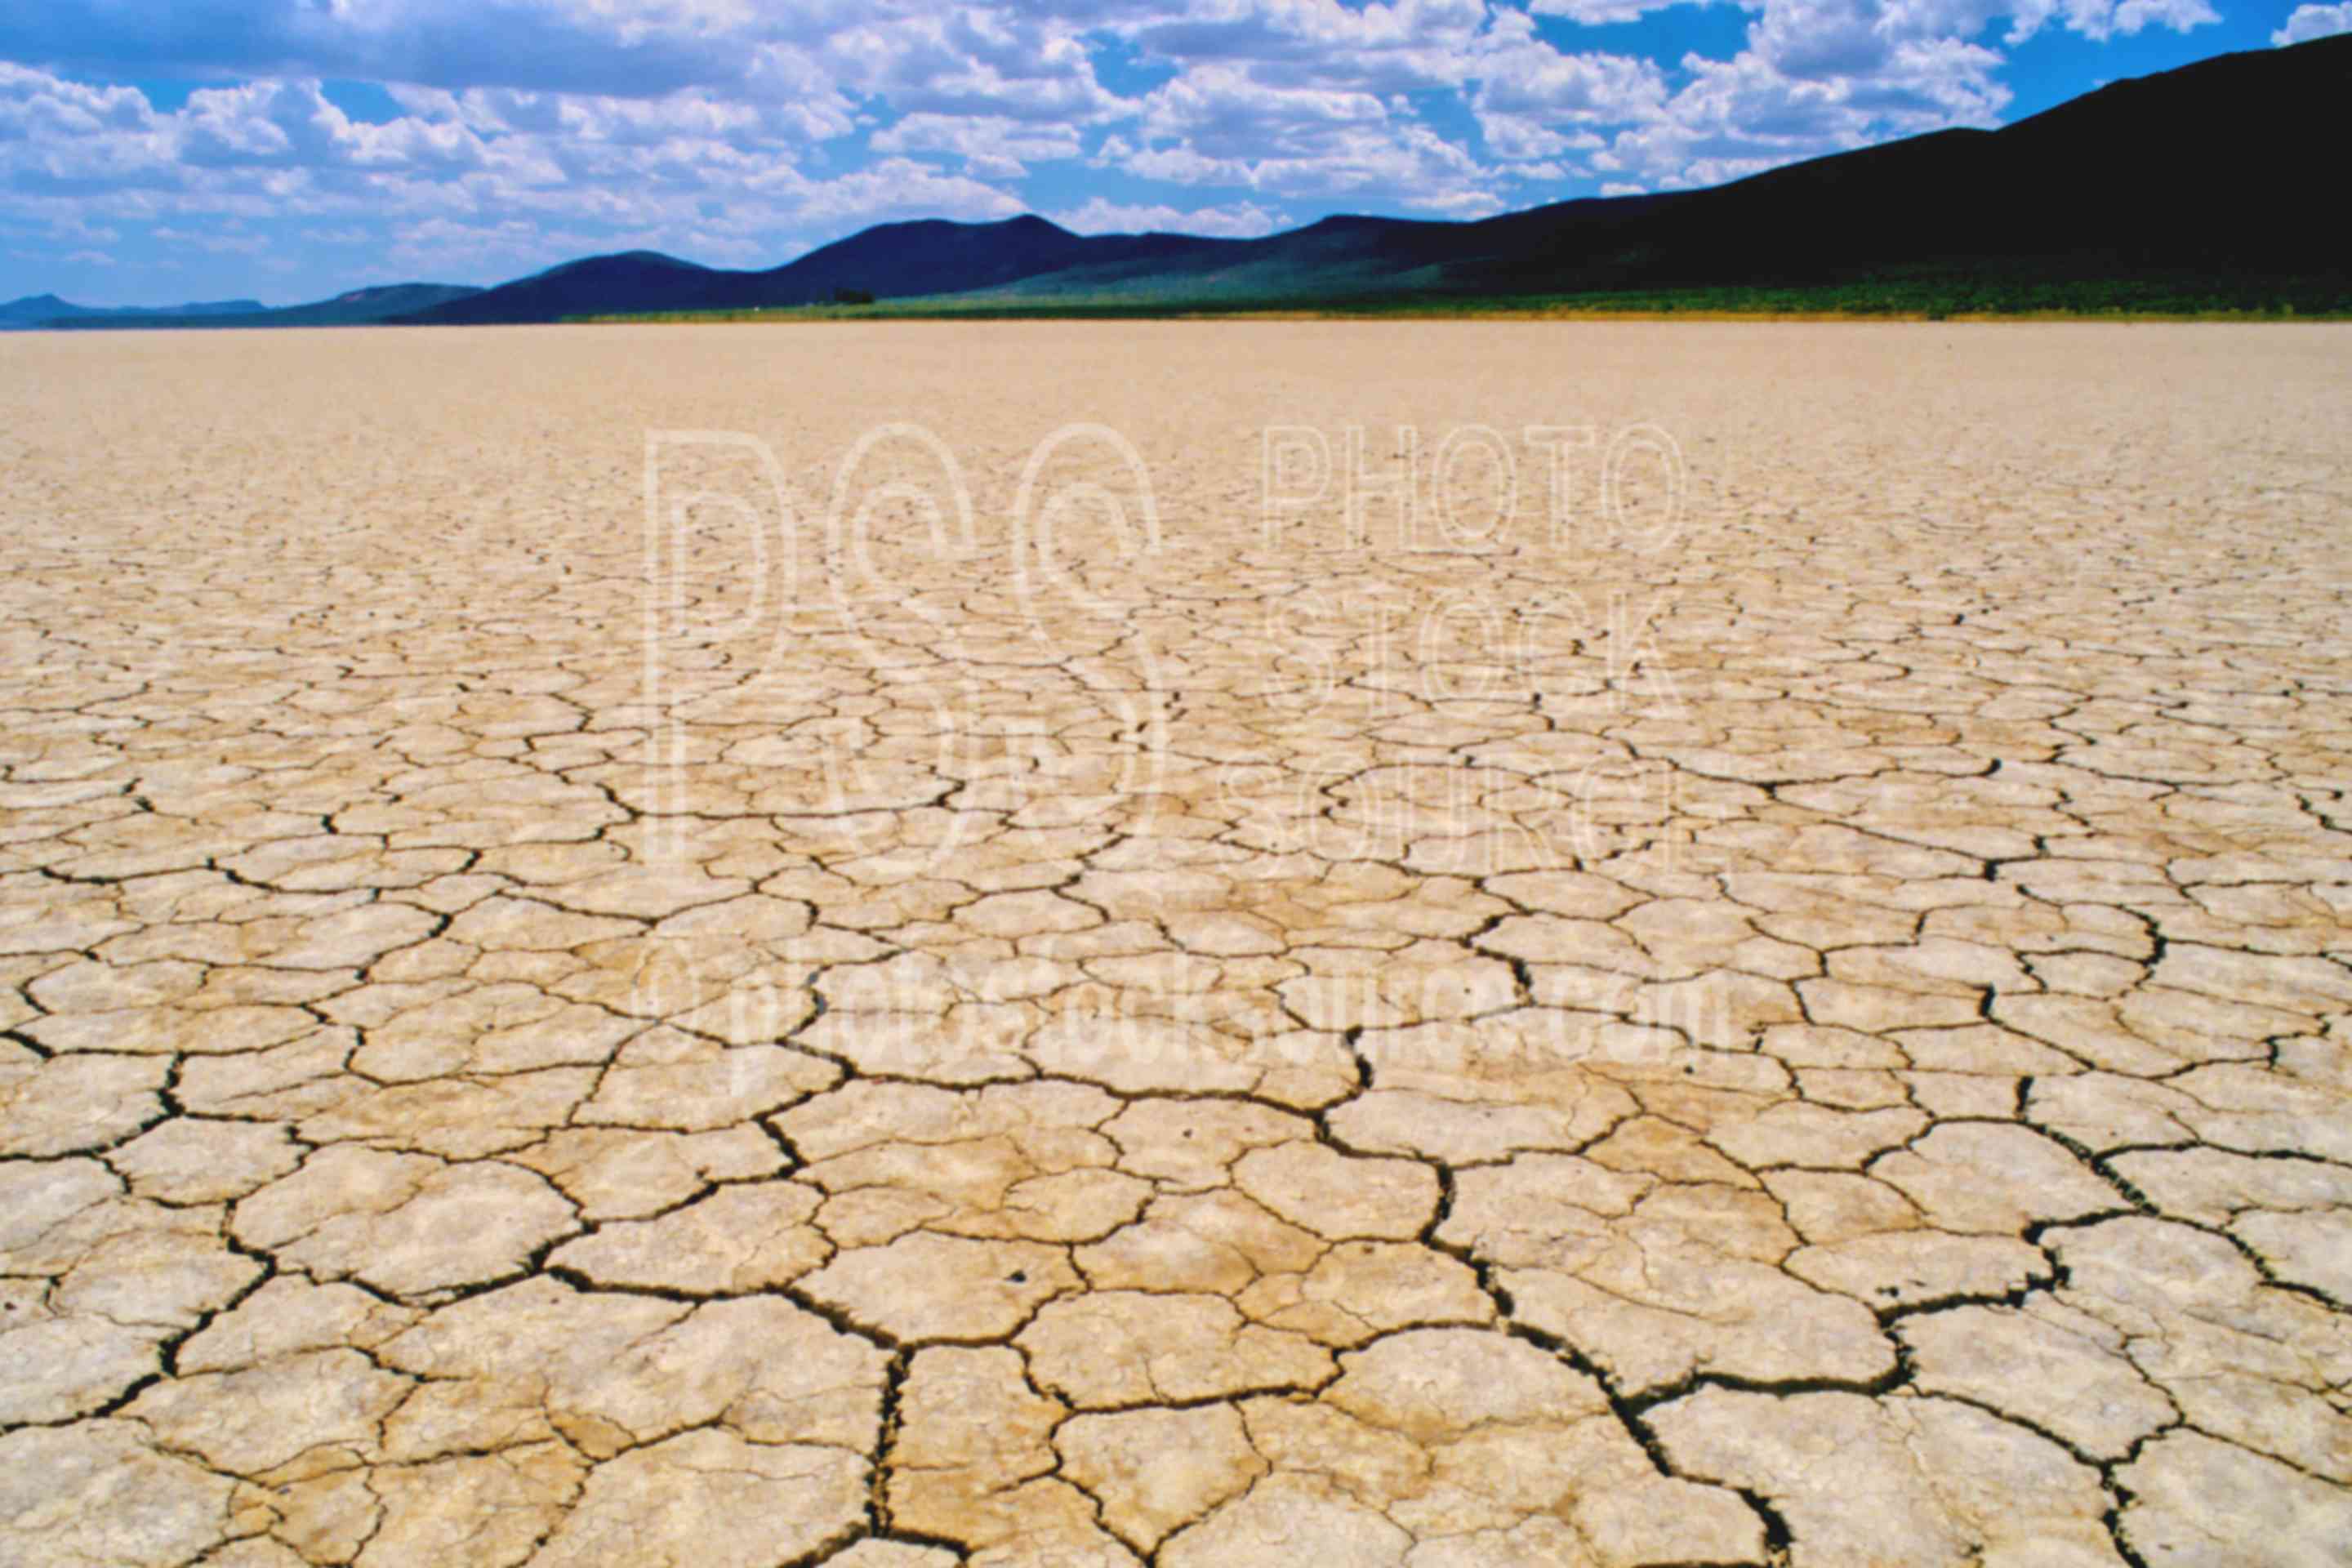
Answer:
xmin=399 ymin=217 xmax=1232 ymax=325
xmin=2 ymin=293 xmax=264 ymax=327
xmin=393 ymin=253 xmax=715 ymax=327
xmin=24 ymin=283 xmax=482 ymax=330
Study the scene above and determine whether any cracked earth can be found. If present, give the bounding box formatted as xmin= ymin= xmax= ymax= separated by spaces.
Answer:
xmin=2 ymin=321 xmax=2349 ymax=1567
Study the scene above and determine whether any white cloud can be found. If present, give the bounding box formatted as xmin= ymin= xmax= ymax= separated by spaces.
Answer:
xmin=825 ymin=9 xmax=1131 ymax=123
xmin=1470 ymin=42 xmax=1664 ymax=162
xmin=772 ymin=158 xmax=1026 ymax=229
xmin=1117 ymin=60 xmax=1510 ymax=212
xmin=1530 ymin=0 xmax=1695 ymax=20
xmin=1582 ymin=0 xmax=2059 ymax=189
xmin=870 ymin=113 xmax=1087 ymax=178
xmin=1120 ymin=0 xmax=1496 ymax=98
xmin=2274 ymin=3 xmax=2352 ymax=43
xmin=1473 ymin=41 xmax=1668 ymax=118
xmin=1477 ymin=110 xmax=1571 ymax=158
xmin=1136 ymin=65 xmax=1392 ymax=154
xmin=1102 ymin=4 xmax=1676 ymax=210
xmin=1119 ymin=110 xmax=1503 ymax=212
xmin=1049 ymin=196 xmax=1284 ymax=235
xmin=0 ymin=1 xmax=843 ymax=99
xmin=151 ymin=225 xmax=270 ymax=254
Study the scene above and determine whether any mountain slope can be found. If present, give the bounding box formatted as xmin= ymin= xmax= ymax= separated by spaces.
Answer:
xmin=1 ymin=293 xmax=85 ymax=324
xmin=32 ymin=283 xmax=484 ymax=330
xmin=1437 ymin=31 xmax=2351 ymax=292
xmin=700 ymin=215 xmax=1237 ymax=310
xmin=2 ymin=293 xmax=265 ymax=327
xmin=394 ymin=252 xmax=722 ymax=326
xmin=401 ymin=217 xmax=1239 ymax=324
xmin=968 ymin=33 xmax=2350 ymax=305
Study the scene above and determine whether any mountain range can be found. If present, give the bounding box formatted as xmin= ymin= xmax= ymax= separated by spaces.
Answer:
xmin=5 ymin=283 xmax=482 ymax=331
xmin=9 ymin=34 xmax=2345 ymax=331
xmin=1 ymin=293 xmax=263 ymax=326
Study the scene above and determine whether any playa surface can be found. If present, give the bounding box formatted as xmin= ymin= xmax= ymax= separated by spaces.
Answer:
xmin=3 ymin=321 xmax=2349 ymax=1566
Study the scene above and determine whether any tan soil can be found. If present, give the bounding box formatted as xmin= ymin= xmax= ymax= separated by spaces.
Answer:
xmin=2 ymin=321 xmax=2349 ymax=1566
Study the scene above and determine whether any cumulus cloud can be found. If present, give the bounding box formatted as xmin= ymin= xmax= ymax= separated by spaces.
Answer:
xmin=1106 ymin=9 xmax=1665 ymax=216
xmin=1108 ymin=58 xmax=1515 ymax=212
xmin=829 ymin=8 xmax=1132 ymax=122
xmin=0 ymin=57 xmax=1024 ymax=283
xmin=1471 ymin=41 xmax=1664 ymax=158
xmin=871 ymin=114 xmax=1086 ymax=179
xmin=2274 ymin=3 xmax=2352 ymax=43
xmin=2001 ymin=0 xmax=2221 ymax=42
xmin=1474 ymin=38 xmax=1667 ymax=114
xmin=1049 ymin=196 xmax=1285 ymax=235
xmin=0 ymin=1 xmax=777 ymax=97
xmin=1530 ymin=0 xmax=1688 ymax=18
xmin=1122 ymin=0 xmax=1495 ymax=98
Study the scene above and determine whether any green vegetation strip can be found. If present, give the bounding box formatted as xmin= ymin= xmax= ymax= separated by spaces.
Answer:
xmin=572 ymin=276 xmax=2352 ymax=326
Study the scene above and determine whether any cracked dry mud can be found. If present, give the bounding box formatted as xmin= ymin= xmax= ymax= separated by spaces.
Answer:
xmin=2 ymin=321 xmax=2349 ymax=1568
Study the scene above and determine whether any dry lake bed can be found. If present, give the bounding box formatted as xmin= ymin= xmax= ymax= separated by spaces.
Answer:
xmin=2 ymin=321 xmax=2349 ymax=1566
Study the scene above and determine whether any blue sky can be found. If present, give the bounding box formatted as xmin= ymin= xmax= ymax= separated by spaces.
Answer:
xmin=2 ymin=0 xmax=2341 ymax=307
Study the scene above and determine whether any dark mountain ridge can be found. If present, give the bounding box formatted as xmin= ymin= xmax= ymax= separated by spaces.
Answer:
xmin=403 ymin=216 xmax=1240 ymax=324
xmin=966 ymin=33 xmax=2350 ymax=305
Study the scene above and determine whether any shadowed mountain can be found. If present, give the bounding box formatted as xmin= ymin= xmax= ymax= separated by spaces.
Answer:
xmin=400 ymin=216 xmax=1235 ymax=324
xmin=391 ymin=252 xmax=720 ymax=327
xmin=2 ymin=293 xmax=264 ymax=327
xmin=29 ymin=283 xmax=484 ymax=330
xmin=971 ymin=33 xmax=2351 ymax=305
